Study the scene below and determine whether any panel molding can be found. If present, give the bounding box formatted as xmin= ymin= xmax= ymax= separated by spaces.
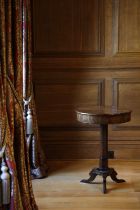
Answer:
xmin=35 ymin=79 xmax=105 ymax=128
xmin=112 ymin=0 xmax=140 ymax=56
xmin=32 ymin=0 xmax=105 ymax=57
xmin=112 ymin=78 xmax=140 ymax=130
xmin=35 ymin=79 xmax=105 ymax=105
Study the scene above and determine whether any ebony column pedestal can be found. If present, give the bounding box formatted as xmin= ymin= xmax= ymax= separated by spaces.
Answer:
xmin=76 ymin=106 xmax=131 ymax=193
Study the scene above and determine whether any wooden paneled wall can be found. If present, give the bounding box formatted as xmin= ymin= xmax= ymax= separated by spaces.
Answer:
xmin=32 ymin=0 xmax=140 ymax=159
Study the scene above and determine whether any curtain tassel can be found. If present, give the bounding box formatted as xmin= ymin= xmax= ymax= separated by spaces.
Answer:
xmin=26 ymin=108 xmax=33 ymax=135
xmin=1 ymin=159 xmax=10 ymax=205
xmin=32 ymin=135 xmax=37 ymax=168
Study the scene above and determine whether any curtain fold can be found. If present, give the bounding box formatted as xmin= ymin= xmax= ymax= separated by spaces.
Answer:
xmin=22 ymin=0 xmax=48 ymax=179
xmin=0 ymin=0 xmax=47 ymax=209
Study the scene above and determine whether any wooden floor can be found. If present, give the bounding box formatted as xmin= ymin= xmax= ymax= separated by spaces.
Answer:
xmin=32 ymin=160 xmax=140 ymax=210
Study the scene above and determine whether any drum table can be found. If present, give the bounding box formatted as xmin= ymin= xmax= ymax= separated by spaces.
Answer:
xmin=76 ymin=106 xmax=131 ymax=193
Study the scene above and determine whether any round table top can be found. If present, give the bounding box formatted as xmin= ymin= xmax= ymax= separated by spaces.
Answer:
xmin=76 ymin=106 xmax=131 ymax=124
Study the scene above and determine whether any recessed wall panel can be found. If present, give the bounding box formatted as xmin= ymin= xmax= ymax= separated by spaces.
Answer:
xmin=113 ymin=78 xmax=140 ymax=129
xmin=113 ymin=0 xmax=140 ymax=54
xmin=33 ymin=0 xmax=104 ymax=56
xmin=35 ymin=80 xmax=105 ymax=127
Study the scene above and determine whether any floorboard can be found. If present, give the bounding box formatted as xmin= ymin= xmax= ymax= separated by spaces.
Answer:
xmin=32 ymin=160 xmax=140 ymax=210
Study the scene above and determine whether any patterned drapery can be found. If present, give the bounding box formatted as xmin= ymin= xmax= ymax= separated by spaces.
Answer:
xmin=22 ymin=0 xmax=48 ymax=179
xmin=0 ymin=0 xmax=47 ymax=209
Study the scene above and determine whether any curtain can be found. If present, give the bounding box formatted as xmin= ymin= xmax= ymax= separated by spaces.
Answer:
xmin=0 ymin=0 xmax=47 ymax=209
xmin=22 ymin=0 xmax=48 ymax=179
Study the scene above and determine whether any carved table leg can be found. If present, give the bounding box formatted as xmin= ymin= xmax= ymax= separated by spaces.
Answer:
xmin=80 ymin=123 xmax=125 ymax=193
xmin=100 ymin=124 xmax=108 ymax=169
xmin=110 ymin=168 xmax=125 ymax=183
xmin=103 ymin=175 xmax=107 ymax=194
xmin=80 ymin=169 xmax=97 ymax=184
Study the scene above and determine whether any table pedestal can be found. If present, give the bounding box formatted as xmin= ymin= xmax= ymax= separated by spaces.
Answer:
xmin=81 ymin=124 xmax=125 ymax=193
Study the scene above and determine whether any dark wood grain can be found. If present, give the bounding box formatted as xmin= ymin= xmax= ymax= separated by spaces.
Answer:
xmin=78 ymin=106 xmax=131 ymax=193
xmin=32 ymin=0 xmax=140 ymax=159
xmin=76 ymin=106 xmax=131 ymax=124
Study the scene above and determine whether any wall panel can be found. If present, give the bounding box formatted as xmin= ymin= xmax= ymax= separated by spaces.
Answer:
xmin=112 ymin=78 xmax=140 ymax=129
xmin=113 ymin=0 xmax=140 ymax=55
xmin=33 ymin=0 xmax=104 ymax=56
xmin=35 ymin=79 xmax=105 ymax=127
xmin=32 ymin=0 xmax=140 ymax=159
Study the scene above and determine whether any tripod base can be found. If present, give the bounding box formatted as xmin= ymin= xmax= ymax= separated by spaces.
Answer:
xmin=81 ymin=167 xmax=125 ymax=193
